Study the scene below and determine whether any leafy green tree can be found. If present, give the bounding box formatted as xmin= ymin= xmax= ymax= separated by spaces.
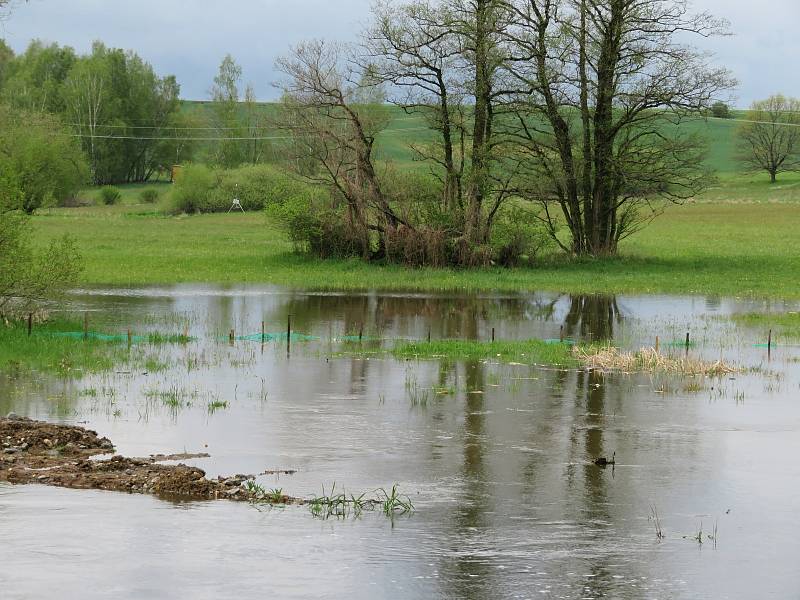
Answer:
xmin=4 ymin=40 xmax=183 ymax=184
xmin=711 ymin=102 xmax=731 ymax=119
xmin=0 ymin=104 xmax=88 ymax=213
xmin=0 ymin=39 xmax=13 ymax=87
xmin=0 ymin=209 xmax=82 ymax=317
xmin=209 ymin=54 xmax=247 ymax=167
xmin=0 ymin=139 xmax=82 ymax=317
xmin=63 ymin=42 xmax=182 ymax=184
xmin=1 ymin=40 xmax=76 ymax=113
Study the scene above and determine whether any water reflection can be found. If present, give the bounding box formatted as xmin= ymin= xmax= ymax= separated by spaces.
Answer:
xmin=2 ymin=286 xmax=800 ymax=599
xmin=563 ymin=294 xmax=621 ymax=342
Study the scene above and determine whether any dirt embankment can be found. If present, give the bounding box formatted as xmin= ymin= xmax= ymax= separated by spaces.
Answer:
xmin=0 ymin=415 xmax=299 ymax=503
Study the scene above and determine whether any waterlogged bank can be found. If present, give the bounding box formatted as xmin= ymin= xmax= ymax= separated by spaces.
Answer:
xmin=0 ymin=416 xmax=295 ymax=502
xmin=2 ymin=285 xmax=800 ymax=599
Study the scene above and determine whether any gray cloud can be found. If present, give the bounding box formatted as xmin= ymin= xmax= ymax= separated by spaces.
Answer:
xmin=1 ymin=0 xmax=796 ymax=105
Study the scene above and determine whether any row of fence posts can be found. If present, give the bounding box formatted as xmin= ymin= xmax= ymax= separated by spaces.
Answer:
xmin=25 ymin=312 xmax=776 ymax=360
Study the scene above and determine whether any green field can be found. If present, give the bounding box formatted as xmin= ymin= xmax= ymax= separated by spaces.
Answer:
xmin=179 ymin=101 xmax=749 ymax=174
xmin=26 ymin=105 xmax=800 ymax=299
xmin=31 ymin=178 xmax=800 ymax=298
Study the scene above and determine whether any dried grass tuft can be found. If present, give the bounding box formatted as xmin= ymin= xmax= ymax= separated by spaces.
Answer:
xmin=574 ymin=345 xmax=737 ymax=376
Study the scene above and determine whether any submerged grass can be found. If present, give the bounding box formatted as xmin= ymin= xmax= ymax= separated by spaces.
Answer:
xmin=306 ymin=482 xmax=414 ymax=519
xmin=732 ymin=312 xmax=800 ymax=339
xmin=392 ymin=339 xmax=578 ymax=366
xmin=0 ymin=319 xmax=126 ymax=376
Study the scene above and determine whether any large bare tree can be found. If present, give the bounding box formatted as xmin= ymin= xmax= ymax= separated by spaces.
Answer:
xmin=367 ymin=0 xmax=468 ymax=213
xmin=275 ymin=40 xmax=404 ymax=258
xmin=367 ymin=0 xmax=514 ymax=246
xmin=500 ymin=0 xmax=734 ymax=255
xmin=737 ymin=95 xmax=800 ymax=183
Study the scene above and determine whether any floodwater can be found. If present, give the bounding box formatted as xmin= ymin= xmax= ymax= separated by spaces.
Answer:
xmin=2 ymin=286 xmax=800 ymax=599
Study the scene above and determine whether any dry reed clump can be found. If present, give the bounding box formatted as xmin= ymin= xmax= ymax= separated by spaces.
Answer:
xmin=574 ymin=345 xmax=737 ymax=376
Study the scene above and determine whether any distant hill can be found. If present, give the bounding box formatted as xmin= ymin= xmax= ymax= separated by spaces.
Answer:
xmin=179 ymin=100 xmax=740 ymax=174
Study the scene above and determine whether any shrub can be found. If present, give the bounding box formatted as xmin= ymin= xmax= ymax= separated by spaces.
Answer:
xmin=169 ymin=164 xmax=307 ymax=214
xmin=307 ymin=213 xmax=369 ymax=259
xmin=0 ymin=105 xmax=88 ymax=213
xmin=168 ymin=164 xmax=216 ymax=213
xmin=385 ymin=225 xmax=450 ymax=267
xmin=711 ymin=101 xmax=731 ymax=119
xmin=139 ymin=188 xmax=160 ymax=203
xmin=490 ymin=204 xmax=552 ymax=266
xmin=99 ymin=186 xmax=121 ymax=205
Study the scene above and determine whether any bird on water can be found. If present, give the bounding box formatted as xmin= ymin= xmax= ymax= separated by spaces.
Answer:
xmin=594 ymin=452 xmax=615 ymax=466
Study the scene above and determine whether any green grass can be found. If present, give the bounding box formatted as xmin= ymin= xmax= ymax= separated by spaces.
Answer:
xmin=0 ymin=319 xmax=127 ymax=376
xmin=732 ymin=312 xmax=800 ymax=339
xmin=392 ymin=339 xmax=578 ymax=366
xmin=75 ymin=182 xmax=172 ymax=207
xmin=29 ymin=194 xmax=800 ymax=298
xmin=28 ymin=105 xmax=800 ymax=299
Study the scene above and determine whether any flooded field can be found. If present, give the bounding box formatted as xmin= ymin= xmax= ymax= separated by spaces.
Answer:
xmin=2 ymin=286 xmax=800 ymax=599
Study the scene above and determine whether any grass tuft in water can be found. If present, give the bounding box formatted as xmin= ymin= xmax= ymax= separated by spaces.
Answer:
xmin=575 ymin=345 xmax=738 ymax=376
xmin=392 ymin=339 xmax=578 ymax=366
xmin=0 ymin=319 xmax=125 ymax=376
xmin=306 ymin=482 xmax=414 ymax=520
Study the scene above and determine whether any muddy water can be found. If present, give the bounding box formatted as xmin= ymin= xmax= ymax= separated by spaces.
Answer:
xmin=2 ymin=286 xmax=800 ymax=599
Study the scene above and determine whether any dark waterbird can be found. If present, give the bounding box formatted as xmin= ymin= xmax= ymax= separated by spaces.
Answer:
xmin=594 ymin=452 xmax=615 ymax=467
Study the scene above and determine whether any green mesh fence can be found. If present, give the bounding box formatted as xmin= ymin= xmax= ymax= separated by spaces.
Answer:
xmin=46 ymin=332 xmax=193 ymax=343
xmin=234 ymin=332 xmax=319 ymax=342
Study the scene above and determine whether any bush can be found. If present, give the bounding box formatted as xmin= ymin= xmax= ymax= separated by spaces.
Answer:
xmin=490 ymin=204 xmax=552 ymax=266
xmin=711 ymin=101 xmax=731 ymax=119
xmin=169 ymin=164 xmax=306 ymax=214
xmin=0 ymin=105 xmax=89 ymax=213
xmin=139 ymin=188 xmax=160 ymax=203
xmin=385 ymin=225 xmax=450 ymax=267
xmin=99 ymin=186 xmax=121 ymax=205
xmin=307 ymin=213 xmax=369 ymax=259
xmin=169 ymin=164 xmax=216 ymax=213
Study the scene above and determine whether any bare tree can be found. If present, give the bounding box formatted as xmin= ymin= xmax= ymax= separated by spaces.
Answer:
xmin=275 ymin=40 xmax=404 ymax=258
xmin=499 ymin=0 xmax=734 ymax=255
xmin=737 ymin=95 xmax=800 ymax=183
xmin=367 ymin=0 xmax=468 ymax=212
xmin=367 ymin=0 xmax=513 ymax=246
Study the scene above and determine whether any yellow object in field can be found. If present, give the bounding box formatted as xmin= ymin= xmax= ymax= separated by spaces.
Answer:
xmin=171 ymin=165 xmax=183 ymax=183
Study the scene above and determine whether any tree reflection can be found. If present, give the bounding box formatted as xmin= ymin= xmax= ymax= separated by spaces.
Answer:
xmin=563 ymin=294 xmax=621 ymax=342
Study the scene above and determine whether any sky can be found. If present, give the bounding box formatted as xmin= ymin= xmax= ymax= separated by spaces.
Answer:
xmin=1 ymin=0 xmax=798 ymax=106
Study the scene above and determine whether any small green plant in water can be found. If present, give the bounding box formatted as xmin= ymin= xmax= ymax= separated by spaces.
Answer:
xmin=207 ymin=399 xmax=229 ymax=414
xmin=377 ymin=484 xmax=415 ymax=516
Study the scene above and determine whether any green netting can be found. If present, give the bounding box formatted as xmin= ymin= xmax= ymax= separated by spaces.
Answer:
xmin=48 ymin=331 xmax=147 ymax=342
xmin=543 ymin=338 xmax=577 ymax=345
xmin=45 ymin=332 xmax=193 ymax=343
xmin=234 ymin=332 xmax=319 ymax=342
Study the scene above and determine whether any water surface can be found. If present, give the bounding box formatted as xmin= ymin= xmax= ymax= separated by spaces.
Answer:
xmin=2 ymin=286 xmax=799 ymax=599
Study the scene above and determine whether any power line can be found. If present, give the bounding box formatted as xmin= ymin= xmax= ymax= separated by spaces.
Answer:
xmin=62 ymin=114 xmax=428 ymax=130
xmin=63 ymin=125 xmax=435 ymax=141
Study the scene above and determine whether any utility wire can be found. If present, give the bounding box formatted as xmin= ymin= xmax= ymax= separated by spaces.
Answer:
xmin=63 ymin=125 xmax=435 ymax=141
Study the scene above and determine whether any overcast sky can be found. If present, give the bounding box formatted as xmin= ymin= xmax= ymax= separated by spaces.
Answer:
xmin=1 ymin=0 xmax=797 ymax=106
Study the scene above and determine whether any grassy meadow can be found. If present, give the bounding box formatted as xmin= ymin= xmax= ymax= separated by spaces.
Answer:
xmin=26 ymin=105 xmax=800 ymax=299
